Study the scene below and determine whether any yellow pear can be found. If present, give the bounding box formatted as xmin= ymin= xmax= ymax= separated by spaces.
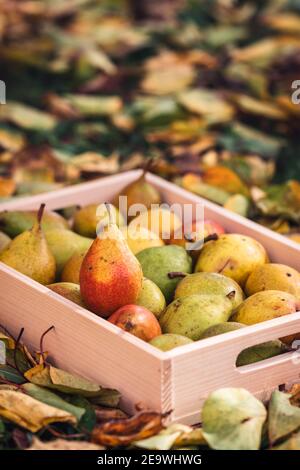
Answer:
xmin=0 ymin=204 xmax=56 ymax=285
xmin=120 ymin=226 xmax=164 ymax=254
xmin=232 ymin=290 xmax=300 ymax=325
xmin=195 ymin=233 xmax=268 ymax=286
xmin=129 ymin=207 xmax=182 ymax=242
xmin=61 ymin=251 xmax=87 ymax=284
xmin=245 ymin=263 xmax=300 ymax=300
xmin=73 ymin=203 xmax=124 ymax=238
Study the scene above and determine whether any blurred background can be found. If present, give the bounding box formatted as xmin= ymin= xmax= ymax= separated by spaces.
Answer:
xmin=0 ymin=0 xmax=300 ymax=239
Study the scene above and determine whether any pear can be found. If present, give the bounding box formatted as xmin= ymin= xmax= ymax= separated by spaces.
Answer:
xmin=136 ymin=245 xmax=192 ymax=302
xmin=0 ymin=209 xmax=68 ymax=237
xmin=61 ymin=251 xmax=87 ymax=284
xmin=232 ymin=290 xmax=300 ymax=325
xmin=73 ymin=203 xmax=124 ymax=238
xmin=114 ymin=167 xmax=162 ymax=219
xmin=200 ymin=322 xmax=285 ymax=366
xmin=120 ymin=226 xmax=164 ymax=255
xmin=200 ymin=322 xmax=244 ymax=339
xmin=195 ymin=234 xmax=268 ymax=286
xmin=0 ymin=231 xmax=11 ymax=253
xmin=160 ymin=294 xmax=233 ymax=340
xmin=129 ymin=207 xmax=182 ymax=242
xmin=0 ymin=204 xmax=56 ymax=285
xmin=47 ymin=282 xmax=85 ymax=307
xmin=149 ymin=334 xmax=193 ymax=351
xmin=245 ymin=263 xmax=300 ymax=299
xmin=136 ymin=278 xmax=166 ymax=318
xmin=80 ymin=203 xmax=143 ymax=317
xmin=45 ymin=230 xmax=93 ymax=276
xmin=175 ymin=272 xmax=244 ymax=309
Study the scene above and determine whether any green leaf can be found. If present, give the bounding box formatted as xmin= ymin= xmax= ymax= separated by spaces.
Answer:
xmin=268 ymin=391 xmax=300 ymax=444
xmin=89 ymin=388 xmax=121 ymax=408
xmin=22 ymin=383 xmax=85 ymax=423
xmin=67 ymin=395 xmax=96 ymax=432
xmin=0 ymin=365 xmax=25 ymax=385
xmin=202 ymin=388 xmax=267 ymax=450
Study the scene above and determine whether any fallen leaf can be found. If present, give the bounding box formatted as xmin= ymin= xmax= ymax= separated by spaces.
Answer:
xmin=268 ymin=390 xmax=300 ymax=444
xmin=70 ymin=152 xmax=119 ymax=175
xmin=178 ymin=89 xmax=234 ymax=124
xmin=23 ymin=383 xmax=85 ymax=422
xmin=0 ymin=102 xmax=57 ymax=130
xmin=27 ymin=436 xmax=105 ymax=451
xmin=64 ymin=95 xmax=122 ymax=116
xmin=202 ymin=388 xmax=267 ymax=450
xmin=0 ymin=390 xmax=76 ymax=432
xmin=24 ymin=365 xmax=102 ymax=396
xmin=272 ymin=431 xmax=300 ymax=450
xmin=202 ymin=166 xmax=249 ymax=196
xmin=92 ymin=411 xmax=163 ymax=447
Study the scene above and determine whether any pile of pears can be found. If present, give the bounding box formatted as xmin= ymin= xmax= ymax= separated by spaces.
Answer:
xmin=1 ymin=169 xmax=300 ymax=368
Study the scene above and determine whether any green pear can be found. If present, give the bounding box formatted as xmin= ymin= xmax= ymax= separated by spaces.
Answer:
xmin=73 ymin=203 xmax=124 ymax=238
xmin=160 ymin=294 xmax=233 ymax=340
xmin=136 ymin=245 xmax=192 ymax=302
xmin=175 ymin=272 xmax=244 ymax=309
xmin=0 ymin=209 xmax=69 ymax=237
xmin=200 ymin=322 xmax=244 ymax=339
xmin=47 ymin=282 xmax=85 ymax=307
xmin=195 ymin=234 xmax=268 ymax=287
xmin=0 ymin=231 xmax=11 ymax=253
xmin=150 ymin=334 xmax=193 ymax=351
xmin=136 ymin=278 xmax=166 ymax=318
xmin=232 ymin=290 xmax=300 ymax=325
xmin=245 ymin=263 xmax=300 ymax=300
xmin=45 ymin=229 xmax=93 ymax=275
xmin=200 ymin=322 xmax=285 ymax=366
xmin=0 ymin=204 xmax=56 ymax=285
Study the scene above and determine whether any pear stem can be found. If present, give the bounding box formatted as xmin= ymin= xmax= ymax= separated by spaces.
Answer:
xmin=168 ymin=272 xmax=188 ymax=279
xmin=39 ymin=325 xmax=55 ymax=363
xmin=104 ymin=202 xmax=112 ymax=224
xmin=14 ymin=327 xmax=24 ymax=376
xmin=203 ymin=233 xmax=219 ymax=243
xmin=37 ymin=203 xmax=46 ymax=227
xmin=141 ymin=157 xmax=155 ymax=178
xmin=226 ymin=291 xmax=236 ymax=300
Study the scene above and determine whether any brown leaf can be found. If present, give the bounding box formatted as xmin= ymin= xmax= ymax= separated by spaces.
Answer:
xmin=71 ymin=152 xmax=120 ymax=175
xmin=0 ymin=390 xmax=76 ymax=432
xmin=0 ymin=178 xmax=16 ymax=197
xmin=202 ymin=166 xmax=250 ymax=196
xmin=91 ymin=411 xmax=164 ymax=447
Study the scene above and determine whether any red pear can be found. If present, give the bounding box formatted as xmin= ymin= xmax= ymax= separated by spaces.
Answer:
xmin=108 ymin=305 xmax=162 ymax=341
xmin=80 ymin=204 xmax=143 ymax=317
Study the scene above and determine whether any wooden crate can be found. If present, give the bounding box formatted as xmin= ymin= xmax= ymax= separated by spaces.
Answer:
xmin=0 ymin=171 xmax=300 ymax=425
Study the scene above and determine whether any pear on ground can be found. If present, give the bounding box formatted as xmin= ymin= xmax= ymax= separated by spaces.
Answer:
xmin=175 ymin=272 xmax=244 ymax=309
xmin=129 ymin=207 xmax=182 ymax=242
xmin=47 ymin=282 xmax=85 ymax=307
xmin=136 ymin=245 xmax=192 ymax=303
xmin=61 ymin=251 xmax=87 ymax=284
xmin=195 ymin=233 xmax=268 ymax=286
xmin=120 ymin=226 xmax=164 ymax=255
xmin=0 ymin=209 xmax=68 ymax=237
xmin=160 ymin=294 xmax=233 ymax=340
xmin=232 ymin=290 xmax=300 ymax=325
xmin=245 ymin=263 xmax=300 ymax=300
xmin=0 ymin=204 xmax=56 ymax=285
xmin=200 ymin=322 xmax=285 ymax=366
xmin=73 ymin=203 xmax=124 ymax=238
xmin=80 ymin=204 xmax=143 ymax=317
xmin=45 ymin=229 xmax=93 ymax=276
xmin=114 ymin=168 xmax=162 ymax=218
xmin=150 ymin=334 xmax=193 ymax=351
xmin=136 ymin=278 xmax=166 ymax=318
xmin=0 ymin=231 xmax=11 ymax=253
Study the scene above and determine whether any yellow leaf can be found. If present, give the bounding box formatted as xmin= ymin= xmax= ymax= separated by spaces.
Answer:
xmin=28 ymin=437 xmax=105 ymax=450
xmin=0 ymin=390 xmax=76 ymax=432
xmin=202 ymin=166 xmax=249 ymax=197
